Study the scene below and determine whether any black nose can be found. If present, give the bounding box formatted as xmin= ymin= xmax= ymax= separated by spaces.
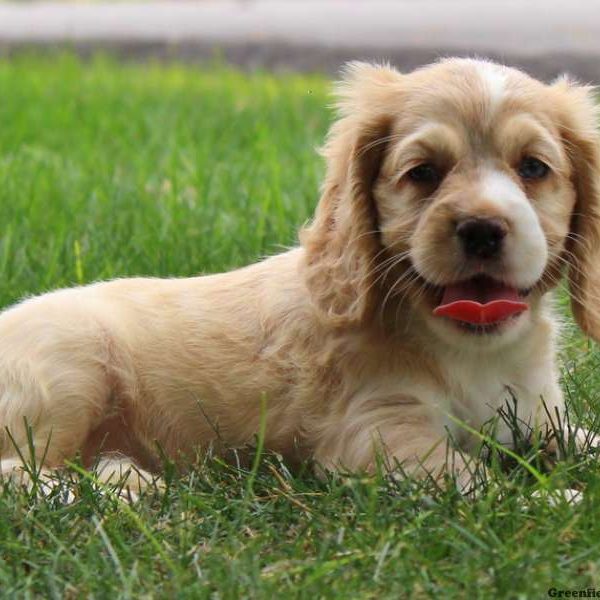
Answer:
xmin=456 ymin=217 xmax=507 ymax=259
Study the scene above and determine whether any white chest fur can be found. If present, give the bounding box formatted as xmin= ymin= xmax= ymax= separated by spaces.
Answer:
xmin=421 ymin=323 xmax=563 ymax=448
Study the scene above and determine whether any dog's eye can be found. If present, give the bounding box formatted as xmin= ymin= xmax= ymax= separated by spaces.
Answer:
xmin=407 ymin=163 xmax=441 ymax=185
xmin=517 ymin=157 xmax=550 ymax=180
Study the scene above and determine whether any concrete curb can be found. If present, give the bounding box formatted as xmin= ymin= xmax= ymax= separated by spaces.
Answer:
xmin=2 ymin=1 xmax=600 ymax=81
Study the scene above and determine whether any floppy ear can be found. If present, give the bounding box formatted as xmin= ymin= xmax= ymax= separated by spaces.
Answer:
xmin=555 ymin=80 xmax=600 ymax=341
xmin=300 ymin=62 xmax=401 ymax=326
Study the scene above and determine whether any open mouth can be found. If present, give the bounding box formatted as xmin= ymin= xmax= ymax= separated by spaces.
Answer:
xmin=432 ymin=274 xmax=530 ymax=334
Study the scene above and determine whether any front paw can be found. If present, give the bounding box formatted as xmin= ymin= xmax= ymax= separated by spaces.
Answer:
xmin=545 ymin=426 xmax=600 ymax=458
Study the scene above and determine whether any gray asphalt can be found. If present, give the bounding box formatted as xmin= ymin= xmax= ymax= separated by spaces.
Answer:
xmin=1 ymin=0 xmax=600 ymax=81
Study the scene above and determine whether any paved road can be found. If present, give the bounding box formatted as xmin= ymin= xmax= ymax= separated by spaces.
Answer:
xmin=1 ymin=0 xmax=600 ymax=81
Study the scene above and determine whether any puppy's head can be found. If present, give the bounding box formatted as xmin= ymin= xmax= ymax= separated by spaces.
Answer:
xmin=302 ymin=59 xmax=600 ymax=349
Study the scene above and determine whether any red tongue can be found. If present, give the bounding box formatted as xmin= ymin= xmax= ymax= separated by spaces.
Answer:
xmin=433 ymin=279 xmax=528 ymax=325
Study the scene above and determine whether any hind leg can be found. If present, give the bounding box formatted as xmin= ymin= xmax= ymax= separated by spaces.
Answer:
xmin=1 ymin=454 xmax=161 ymax=504
xmin=0 ymin=292 xmax=115 ymax=482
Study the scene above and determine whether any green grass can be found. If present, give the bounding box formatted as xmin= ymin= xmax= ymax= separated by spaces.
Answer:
xmin=1 ymin=55 xmax=600 ymax=599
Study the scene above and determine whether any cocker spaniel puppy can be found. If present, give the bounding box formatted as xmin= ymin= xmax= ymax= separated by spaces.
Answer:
xmin=1 ymin=58 xmax=599 ymax=494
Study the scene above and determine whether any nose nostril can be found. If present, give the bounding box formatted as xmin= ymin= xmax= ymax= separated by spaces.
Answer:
xmin=456 ymin=217 xmax=507 ymax=259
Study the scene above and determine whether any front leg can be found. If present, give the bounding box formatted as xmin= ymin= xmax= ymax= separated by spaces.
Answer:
xmin=522 ymin=382 xmax=597 ymax=456
xmin=312 ymin=399 xmax=477 ymax=492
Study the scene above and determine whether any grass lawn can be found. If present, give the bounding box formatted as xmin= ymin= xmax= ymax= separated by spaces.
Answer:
xmin=0 ymin=55 xmax=600 ymax=599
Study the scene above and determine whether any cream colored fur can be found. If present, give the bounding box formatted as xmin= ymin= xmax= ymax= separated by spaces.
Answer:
xmin=2 ymin=58 xmax=600 ymax=495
